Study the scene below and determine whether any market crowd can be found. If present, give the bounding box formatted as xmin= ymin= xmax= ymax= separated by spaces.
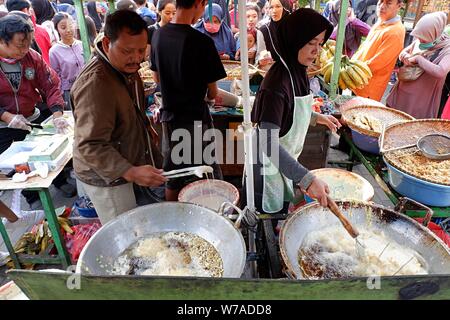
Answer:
xmin=0 ymin=0 xmax=449 ymax=228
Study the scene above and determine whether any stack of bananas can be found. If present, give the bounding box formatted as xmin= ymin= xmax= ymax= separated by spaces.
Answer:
xmin=6 ymin=217 xmax=73 ymax=269
xmin=319 ymin=55 xmax=372 ymax=91
xmin=319 ymin=39 xmax=336 ymax=64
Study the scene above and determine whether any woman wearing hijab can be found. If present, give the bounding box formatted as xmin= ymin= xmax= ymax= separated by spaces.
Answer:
xmin=386 ymin=12 xmax=450 ymax=119
xmin=328 ymin=0 xmax=370 ymax=58
xmin=259 ymin=0 xmax=291 ymax=63
xmin=195 ymin=3 xmax=236 ymax=60
xmin=87 ymin=0 xmax=102 ymax=32
xmin=250 ymin=8 xmax=341 ymax=214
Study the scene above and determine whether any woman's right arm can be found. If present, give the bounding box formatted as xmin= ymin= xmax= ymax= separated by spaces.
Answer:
xmin=259 ymin=121 xmax=330 ymax=206
xmin=399 ymin=42 xmax=415 ymax=63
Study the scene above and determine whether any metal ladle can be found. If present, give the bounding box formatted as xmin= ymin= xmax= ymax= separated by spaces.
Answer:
xmin=381 ymin=133 xmax=450 ymax=160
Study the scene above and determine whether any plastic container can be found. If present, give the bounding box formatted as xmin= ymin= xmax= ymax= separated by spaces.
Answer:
xmin=178 ymin=179 xmax=239 ymax=215
xmin=74 ymin=198 xmax=98 ymax=218
xmin=351 ymin=128 xmax=380 ymax=154
xmin=217 ymin=80 xmax=233 ymax=92
xmin=384 ymin=159 xmax=450 ymax=207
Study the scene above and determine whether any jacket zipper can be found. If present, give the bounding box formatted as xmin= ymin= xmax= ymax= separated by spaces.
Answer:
xmin=0 ymin=61 xmax=22 ymax=114
xmin=135 ymin=81 xmax=155 ymax=166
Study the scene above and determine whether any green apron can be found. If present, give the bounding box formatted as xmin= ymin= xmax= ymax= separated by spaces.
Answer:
xmin=261 ymin=61 xmax=313 ymax=213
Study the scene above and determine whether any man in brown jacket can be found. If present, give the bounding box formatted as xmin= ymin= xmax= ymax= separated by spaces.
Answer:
xmin=71 ymin=10 xmax=166 ymax=224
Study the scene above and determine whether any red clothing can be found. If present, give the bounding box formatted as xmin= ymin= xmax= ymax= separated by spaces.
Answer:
xmin=0 ymin=49 xmax=64 ymax=118
xmin=34 ymin=24 xmax=51 ymax=65
xmin=442 ymin=96 xmax=450 ymax=120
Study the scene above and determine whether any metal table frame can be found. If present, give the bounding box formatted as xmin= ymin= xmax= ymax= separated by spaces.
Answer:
xmin=0 ymin=188 xmax=72 ymax=269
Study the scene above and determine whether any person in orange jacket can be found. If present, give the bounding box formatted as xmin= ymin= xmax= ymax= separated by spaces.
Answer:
xmin=352 ymin=0 xmax=405 ymax=101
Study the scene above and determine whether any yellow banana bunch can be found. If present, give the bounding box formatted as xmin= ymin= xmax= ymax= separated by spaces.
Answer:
xmin=341 ymin=66 xmax=357 ymax=90
xmin=323 ymin=63 xmax=334 ymax=83
xmin=350 ymin=59 xmax=372 ymax=78
xmin=58 ymin=216 xmax=74 ymax=235
xmin=338 ymin=72 xmax=347 ymax=90
xmin=345 ymin=64 xmax=366 ymax=89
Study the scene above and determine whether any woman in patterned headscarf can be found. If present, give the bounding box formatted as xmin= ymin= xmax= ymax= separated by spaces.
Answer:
xmin=387 ymin=12 xmax=450 ymax=119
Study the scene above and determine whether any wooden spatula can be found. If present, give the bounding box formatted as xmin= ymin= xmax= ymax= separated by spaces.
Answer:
xmin=327 ymin=196 xmax=359 ymax=239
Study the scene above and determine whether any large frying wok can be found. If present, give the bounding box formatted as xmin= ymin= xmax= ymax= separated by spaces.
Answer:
xmin=280 ymin=199 xmax=450 ymax=279
xmin=76 ymin=202 xmax=247 ymax=278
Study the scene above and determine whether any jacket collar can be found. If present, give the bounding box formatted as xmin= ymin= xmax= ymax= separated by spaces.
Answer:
xmin=56 ymin=39 xmax=81 ymax=48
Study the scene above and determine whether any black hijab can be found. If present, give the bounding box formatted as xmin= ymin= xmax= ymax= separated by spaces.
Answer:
xmin=253 ymin=8 xmax=333 ymax=136
xmin=260 ymin=0 xmax=292 ymax=62
xmin=31 ymin=0 xmax=55 ymax=25
xmin=275 ymin=8 xmax=333 ymax=96
xmin=87 ymin=1 xmax=102 ymax=32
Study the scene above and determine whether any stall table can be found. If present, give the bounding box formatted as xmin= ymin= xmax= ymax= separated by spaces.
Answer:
xmin=0 ymin=157 xmax=73 ymax=269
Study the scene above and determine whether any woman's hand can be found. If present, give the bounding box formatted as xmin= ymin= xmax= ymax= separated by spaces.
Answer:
xmin=235 ymin=49 xmax=241 ymax=60
xmin=407 ymin=55 xmax=424 ymax=66
xmin=316 ymin=114 xmax=341 ymax=133
xmin=220 ymin=53 xmax=231 ymax=60
xmin=399 ymin=51 xmax=412 ymax=64
xmin=304 ymin=177 xmax=330 ymax=207
xmin=258 ymin=57 xmax=273 ymax=67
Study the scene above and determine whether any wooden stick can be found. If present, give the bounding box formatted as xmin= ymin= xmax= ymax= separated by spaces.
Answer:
xmin=327 ymin=197 xmax=359 ymax=239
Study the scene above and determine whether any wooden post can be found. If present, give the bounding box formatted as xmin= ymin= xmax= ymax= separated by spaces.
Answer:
xmin=74 ymin=0 xmax=91 ymax=63
xmin=329 ymin=0 xmax=349 ymax=98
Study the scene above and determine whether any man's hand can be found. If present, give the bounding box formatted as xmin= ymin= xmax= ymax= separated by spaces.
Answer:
xmin=7 ymin=114 xmax=31 ymax=132
xmin=220 ymin=53 xmax=231 ymax=60
xmin=53 ymin=114 xmax=70 ymax=134
xmin=123 ymin=165 xmax=167 ymax=187
xmin=316 ymin=114 xmax=341 ymax=133
xmin=304 ymin=178 xmax=330 ymax=207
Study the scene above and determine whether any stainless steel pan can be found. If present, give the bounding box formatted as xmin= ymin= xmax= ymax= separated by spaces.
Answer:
xmin=280 ymin=199 xmax=450 ymax=279
xmin=76 ymin=202 xmax=247 ymax=278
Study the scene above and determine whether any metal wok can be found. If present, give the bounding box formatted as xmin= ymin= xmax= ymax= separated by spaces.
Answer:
xmin=280 ymin=199 xmax=450 ymax=279
xmin=76 ymin=202 xmax=247 ymax=278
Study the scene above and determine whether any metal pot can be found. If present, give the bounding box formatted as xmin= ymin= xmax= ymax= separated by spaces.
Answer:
xmin=76 ymin=202 xmax=247 ymax=278
xmin=280 ymin=199 xmax=450 ymax=279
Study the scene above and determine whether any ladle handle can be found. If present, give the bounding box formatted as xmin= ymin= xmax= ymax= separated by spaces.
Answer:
xmin=218 ymin=201 xmax=245 ymax=228
xmin=394 ymin=197 xmax=433 ymax=227
xmin=327 ymin=197 xmax=359 ymax=238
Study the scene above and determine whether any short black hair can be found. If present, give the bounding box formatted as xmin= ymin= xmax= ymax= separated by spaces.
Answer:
xmin=104 ymin=9 xmax=147 ymax=43
xmin=6 ymin=0 xmax=30 ymax=12
xmin=134 ymin=0 xmax=146 ymax=5
xmin=0 ymin=14 xmax=33 ymax=44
